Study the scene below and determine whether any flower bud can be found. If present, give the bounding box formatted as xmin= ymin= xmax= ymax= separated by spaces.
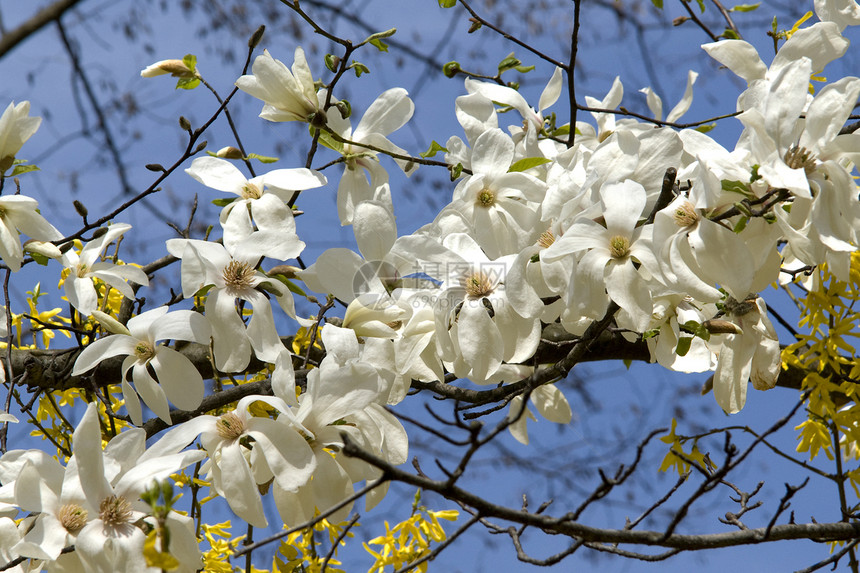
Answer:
xmin=23 ymin=240 xmax=62 ymax=260
xmin=140 ymin=59 xmax=197 ymax=78
xmin=216 ymin=146 xmax=244 ymax=159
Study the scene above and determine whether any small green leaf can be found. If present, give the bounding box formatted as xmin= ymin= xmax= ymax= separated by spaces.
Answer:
xmin=438 ymin=0 xmax=456 ymax=7
xmin=350 ymin=61 xmax=370 ymax=77
xmin=623 ymin=359 xmax=632 ymax=370
xmin=675 ymin=336 xmax=693 ymax=357
xmin=551 ymin=124 xmax=571 ymax=137
xmin=498 ymin=53 xmax=522 ymax=74
xmin=369 ymin=38 xmax=389 ymax=52
xmin=720 ymin=28 xmax=740 ymax=39
xmin=508 ymin=157 xmax=551 ymax=172
xmin=733 ymin=216 xmax=749 ymax=233
xmin=246 ymin=153 xmax=279 ymax=164
xmin=324 ymin=54 xmax=339 ymax=73
xmin=212 ymin=198 xmax=235 ymax=207
xmin=420 ymin=140 xmax=448 ymax=158
xmin=9 ymin=164 xmax=39 ymax=176
xmin=651 ymin=0 xmax=663 ymax=8
xmin=694 ymin=123 xmax=716 ymax=133
xmin=730 ymin=2 xmax=760 ymax=11
xmin=695 ymin=0 xmax=706 ymax=11
xmin=30 ymin=252 xmax=50 ymax=266
xmin=364 ymin=28 xmax=396 ymax=52
xmin=721 ymin=179 xmax=749 ymax=195
xmin=443 ymin=61 xmax=461 ymax=78
xmin=316 ymin=129 xmax=344 ymax=153
xmin=182 ymin=53 xmax=197 ymax=72
xmin=176 ymin=77 xmax=200 ymax=90
xmin=513 ymin=64 xmax=535 ymax=74
xmin=449 ymin=162 xmax=463 ymax=180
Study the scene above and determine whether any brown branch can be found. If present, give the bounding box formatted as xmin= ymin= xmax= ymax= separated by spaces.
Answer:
xmin=341 ymin=433 xmax=860 ymax=549
xmin=0 ymin=0 xmax=83 ymax=59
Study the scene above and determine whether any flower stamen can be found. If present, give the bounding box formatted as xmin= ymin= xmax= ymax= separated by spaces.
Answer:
xmin=609 ymin=235 xmax=630 ymax=259
xmin=222 ymin=260 xmax=256 ymax=293
xmin=58 ymin=503 xmax=88 ymax=533
xmin=217 ymin=412 xmax=245 ymax=440
xmin=476 ymin=188 xmax=496 ymax=208
xmin=464 ymin=271 xmax=494 ymax=299
xmin=673 ymin=201 xmax=699 ymax=228
xmin=784 ymin=145 xmax=817 ymax=175
xmin=99 ymin=495 xmax=133 ymax=527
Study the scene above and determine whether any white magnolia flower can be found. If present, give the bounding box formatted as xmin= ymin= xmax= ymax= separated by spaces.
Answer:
xmin=326 ymin=88 xmax=416 ymax=225
xmin=446 ymin=128 xmax=546 ymax=259
xmin=710 ymin=296 xmax=780 ymax=414
xmin=166 ymin=238 xmax=295 ymax=372
xmin=61 ymin=223 xmax=149 ymax=316
xmin=815 ymin=0 xmax=860 ymax=30
xmin=273 ymin=325 xmax=407 ymax=525
xmin=639 ymin=71 xmax=698 ymax=123
xmin=543 ymin=179 xmax=661 ymax=332
xmin=72 ymin=307 xmax=213 ymax=425
xmin=235 ymin=48 xmax=323 ymax=124
xmin=185 ymin=156 xmax=326 ymax=260
xmin=0 ymin=196 xmax=62 ymax=272
xmin=465 ymin=67 xmax=563 ymax=132
xmin=0 ymin=101 xmax=41 ymax=171
xmin=7 ymin=404 xmax=204 ymax=572
xmin=150 ymin=395 xmax=315 ymax=528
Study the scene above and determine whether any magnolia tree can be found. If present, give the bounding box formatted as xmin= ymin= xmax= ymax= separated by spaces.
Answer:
xmin=1 ymin=0 xmax=860 ymax=571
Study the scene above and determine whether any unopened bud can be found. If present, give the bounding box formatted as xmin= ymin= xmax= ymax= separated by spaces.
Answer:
xmin=216 ymin=146 xmax=244 ymax=160
xmin=145 ymin=163 xmax=166 ymax=172
xmin=73 ymin=200 xmax=88 ymax=218
xmin=308 ymin=110 xmax=328 ymax=128
xmin=140 ymin=59 xmax=196 ymax=79
xmin=179 ymin=116 xmax=192 ymax=131
xmin=195 ymin=141 xmax=208 ymax=153
xmin=23 ymin=240 xmax=62 ymax=260
xmin=703 ymin=319 xmax=743 ymax=335
xmin=248 ymin=25 xmax=266 ymax=49
xmin=267 ymin=265 xmax=301 ymax=279
xmin=91 ymin=227 xmax=109 ymax=240
xmin=334 ymin=100 xmax=350 ymax=120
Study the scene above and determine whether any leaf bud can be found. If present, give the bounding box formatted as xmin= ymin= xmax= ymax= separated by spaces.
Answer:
xmin=443 ymin=61 xmax=461 ymax=78
xmin=145 ymin=163 xmax=166 ymax=172
xmin=178 ymin=116 xmax=192 ymax=131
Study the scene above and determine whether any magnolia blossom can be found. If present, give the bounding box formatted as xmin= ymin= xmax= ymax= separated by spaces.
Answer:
xmin=0 ymin=101 xmax=41 ymax=171
xmin=151 ymin=395 xmax=315 ymax=528
xmin=0 ymin=196 xmax=62 ymax=272
xmin=710 ymin=296 xmax=780 ymax=414
xmin=273 ymin=326 xmax=407 ymax=524
xmin=72 ymin=307 xmax=212 ymax=425
xmin=185 ymin=156 xmax=326 ymax=260
xmin=445 ymin=128 xmax=546 ymax=259
xmin=543 ymin=180 xmax=661 ymax=332
xmin=5 ymin=404 xmax=204 ymax=573
xmin=235 ymin=48 xmax=323 ymax=124
xmin=166 ymin=238 xmax=295 ymax=371
xmin=326 ymin=88 xmax=416 ymax=225
xmin=61 ymin=223 xmax=149 ymax=316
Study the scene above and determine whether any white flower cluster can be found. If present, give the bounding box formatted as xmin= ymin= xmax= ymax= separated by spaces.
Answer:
xmin=0 ymin=1 xmax=858 ymax=569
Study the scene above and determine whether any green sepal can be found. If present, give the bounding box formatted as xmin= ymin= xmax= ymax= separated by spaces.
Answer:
xmin=211 ymin=198 xmax=235 ymax=208
xmin=675 ymin=336 xmax=693 ymax=357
